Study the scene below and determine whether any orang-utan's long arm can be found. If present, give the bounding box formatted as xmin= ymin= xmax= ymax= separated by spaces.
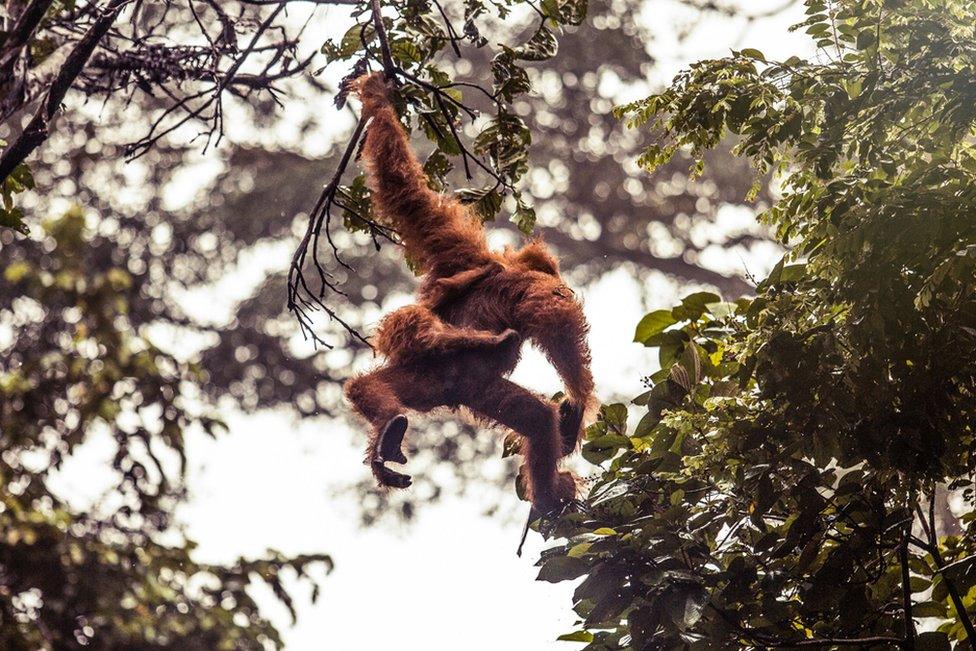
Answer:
xmin=374 ymin=304 xmax=518 ymax=362
xmin=536 ymin=314 xmax=594 ymax=407
xmin=509 ymin=243 xmax=595 ymax=409
xmin=355 ymin=73 xmax=491 ymax=276
xmin=535 ymin=311 xmax=594 ymax=453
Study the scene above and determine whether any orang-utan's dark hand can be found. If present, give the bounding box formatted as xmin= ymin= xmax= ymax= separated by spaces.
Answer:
xmin=352 ymin=72 xmax=394 ymax=119
xmin=558 ymin=398 xmax=585 ymax=456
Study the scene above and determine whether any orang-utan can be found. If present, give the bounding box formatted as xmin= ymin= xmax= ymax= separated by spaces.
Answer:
xmin=343 ymin=73 xmax=594 ymax=513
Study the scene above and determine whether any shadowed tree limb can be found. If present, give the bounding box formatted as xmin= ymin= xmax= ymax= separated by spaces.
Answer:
xmin=498 ymin=220 xmax=754 ymax=297
xmin=0 ymin=0 xmax=56 ymax=59
xmin=0 ymin=0 xmax=129 ymax=183
xmin=915 ymin=494 xmax=976 ymax=649
xmin=899 ymin=520 xmax=916 ymax=650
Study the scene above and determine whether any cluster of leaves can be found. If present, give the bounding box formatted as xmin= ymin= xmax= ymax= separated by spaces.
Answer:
xmin=0 ymin=155 xmax=32 ymax=234
xmin=0 ymin=209 xmax=330 ymax=648
xmin=543 ymin=0 xmax=976 ymax=647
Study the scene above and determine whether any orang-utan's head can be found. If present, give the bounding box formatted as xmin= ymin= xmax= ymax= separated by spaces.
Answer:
xmin=503 ymin=242 xmax=582 ymax=336
xmin=507 ymin=239 xmax=561 ymax=276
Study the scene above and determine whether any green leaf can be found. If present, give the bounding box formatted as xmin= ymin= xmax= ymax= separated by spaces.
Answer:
xmin=537 ymin=556 xmax=587 ymax=583
xmin=662 ymin=588 xmax=706 ymax=631
xmin=740 ymin=48 xmax=765 ymax=61
xmin=0 ymin=207 xmax=28 ymax=234
xmin=556 ymin=631 xmax=593 ymax=642
xmin=672 ymin=291 xmax=721 ymax=320
xmin=634 ymin=309 xmax=678 ymax=343
xmin=514 ymin=26 xmax=558 ymax=61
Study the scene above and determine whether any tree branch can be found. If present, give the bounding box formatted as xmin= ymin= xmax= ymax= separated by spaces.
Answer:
xmin=917 ymin=493 xmax=976 ymax=648
xmin=498 ymin=220 xmax=754 ymax=297
xmin=0 ymin=0 xmax=56 ymax=55
xmin=899 ymin=522 xmax=916 ymax=650
xmin=368 ymin=0 xmax=395 ymax=75
xmin=0 ymin=0 xmax=129 ymax=183
xmin=287 ymin=0 xmax=400 ymax=346
xmin=236 ymin=0 xmax=360 ymax=4
xmin=773 ymin=636 xmax=907 ymax=648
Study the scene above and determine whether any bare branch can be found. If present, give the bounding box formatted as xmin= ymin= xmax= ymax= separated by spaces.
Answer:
xmin=0 ymin=0 xmax=130 ymax=184
xmin=898 ymin=522 xmax=916 ymax=649
xmin=916 ymin=493 xmax=976 ymax=647
xmin=236 ymin=0 xmax=360 ymax=4
xmin=0 ymin=0 xmax=56 ymax=55
xmin=497 ymin=220 xmax=753 ymax=297
xmin=369 ymin=0 xmax=395 ymax=76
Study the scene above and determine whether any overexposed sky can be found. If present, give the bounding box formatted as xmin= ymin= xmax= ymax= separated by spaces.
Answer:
xmin=50 ymin=2 xmax=811 ymax=649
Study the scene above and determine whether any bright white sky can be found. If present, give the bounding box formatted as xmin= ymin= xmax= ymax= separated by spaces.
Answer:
xmin=51 ymin=2 xmax=811 ymax=649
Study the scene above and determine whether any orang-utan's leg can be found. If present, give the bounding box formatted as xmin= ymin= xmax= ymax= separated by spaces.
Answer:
xmin=374 ymin=304 xmax=519 ymax=363
xmin=345 ymin=368 xmax=417 ymax=488
xmin=344 ymin=362 xmax=453 ymax=489
xmin=460 ymin=377 xmax=575 ymax=512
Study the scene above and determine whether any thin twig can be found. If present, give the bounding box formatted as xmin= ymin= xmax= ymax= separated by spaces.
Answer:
xmin=125 ymin=3 xmax=286 ymax=159
xmin=368 ymin=0 xmax=395 ymax=75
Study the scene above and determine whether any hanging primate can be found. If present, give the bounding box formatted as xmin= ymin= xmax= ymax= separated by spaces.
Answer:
xmin=343 ymin=73 xmax=594 ymax=513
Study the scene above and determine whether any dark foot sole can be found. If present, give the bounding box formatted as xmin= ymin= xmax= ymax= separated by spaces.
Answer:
xmin=379 ymin=415 xmax=408 ymax=464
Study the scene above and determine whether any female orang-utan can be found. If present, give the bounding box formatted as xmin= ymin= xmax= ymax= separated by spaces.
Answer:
xmin=343 ymin=73 xmax=594 ymax=513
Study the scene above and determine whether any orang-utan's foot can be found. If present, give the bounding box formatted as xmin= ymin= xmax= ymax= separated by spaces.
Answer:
xmin=372 ymin=461 xmax=412 ymax=488
xmin=378 ymin=414 xmax=408 ymax=464
xmin=532 ymin=470 xmax=578 ymax=514
xmin=371 ymin=415 xmax=411 ymax=489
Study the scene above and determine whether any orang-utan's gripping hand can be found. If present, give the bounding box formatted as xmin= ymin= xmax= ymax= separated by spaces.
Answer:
xmin=352 ymin=72 xmax=394 ymax=119
xmin=558 ymin=398 xmax=585 ymax=456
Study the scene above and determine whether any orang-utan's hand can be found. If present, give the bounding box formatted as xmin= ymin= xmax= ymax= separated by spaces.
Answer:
xmin=558 ymin=398 xmax=585 ymax=456
xmin=352 ymin=72 xmax=394 ymax=118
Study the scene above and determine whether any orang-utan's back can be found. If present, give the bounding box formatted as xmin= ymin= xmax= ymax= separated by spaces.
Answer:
xmin=345 ymin=73 xmax=594 ymax=513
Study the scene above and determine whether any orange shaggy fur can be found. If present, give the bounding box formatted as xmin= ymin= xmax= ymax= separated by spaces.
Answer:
xmin=343 ymin=73 xmax=594 ymax=512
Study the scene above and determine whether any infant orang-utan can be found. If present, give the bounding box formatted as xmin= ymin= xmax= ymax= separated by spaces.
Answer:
xmin=343 ymin=73 xmax=594 ymax=513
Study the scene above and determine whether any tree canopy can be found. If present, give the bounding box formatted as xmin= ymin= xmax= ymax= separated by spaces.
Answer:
xmin=543 ymin=0 xmax=976 ymax=647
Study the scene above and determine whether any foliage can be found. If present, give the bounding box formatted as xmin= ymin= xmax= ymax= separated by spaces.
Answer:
xmin=545 ymin=0 xmax=976 ymax=647
xmin=0 ymin=0 xmax=788 ymax=641
xmin=0 ymin=154 xmax=32 ymax=235
xmin=0 ymin=209 xmax=330 ymax=648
